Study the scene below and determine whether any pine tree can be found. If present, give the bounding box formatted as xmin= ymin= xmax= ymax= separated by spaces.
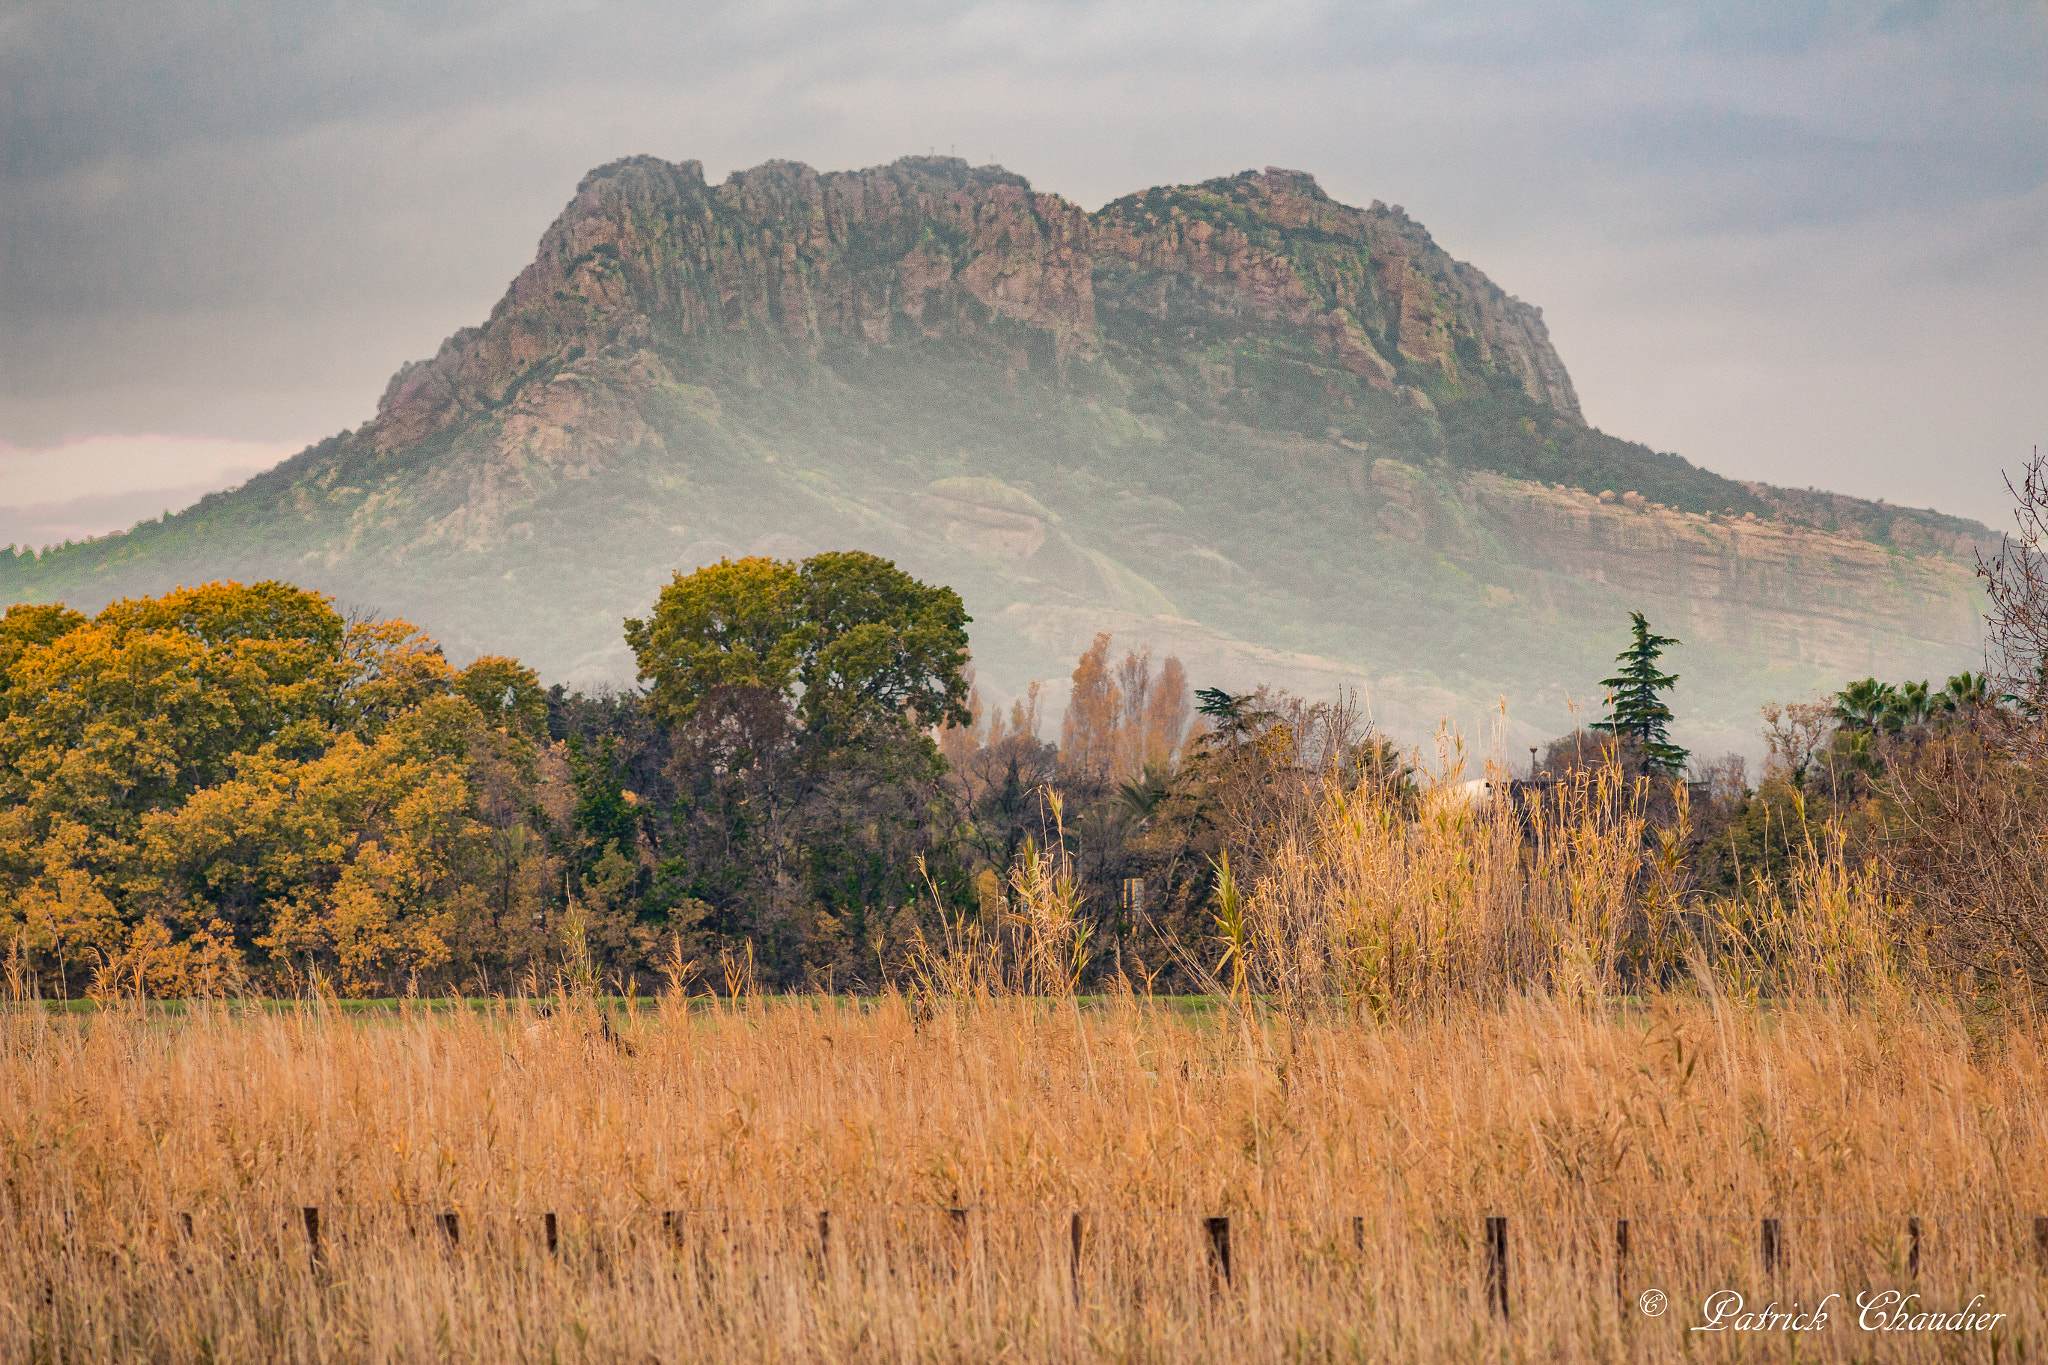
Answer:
xmin=1592 ymin=611 xmax=1689 ymax=774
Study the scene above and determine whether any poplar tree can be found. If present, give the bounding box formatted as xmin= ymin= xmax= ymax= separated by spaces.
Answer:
xmin=1593 ymin=611 xmax=1689 ymax=774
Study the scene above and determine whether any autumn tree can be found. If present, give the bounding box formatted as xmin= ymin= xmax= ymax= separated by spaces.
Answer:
xmin=1976 ymin=448 xmax=2048 ymax=763
xmin=1061 ymin=633 xmax=1120 ymax=778
xmin=0 ymin=581 xmax=562 ymax=996
xmin=1144 ymin=655 xmax=1191 ymax=768
xmin=1114 ymin=647 xmax=1151 ymax=777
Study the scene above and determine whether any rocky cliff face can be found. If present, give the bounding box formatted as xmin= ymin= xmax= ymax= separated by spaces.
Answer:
xmin=368 ymin=156 xmax=1581 ymax=457
xmin=1092 ymin=169 xmax=1580 ymax=416
xmin=372 ymin=158 xmax=1098 ymax=454
xmin=1383 ymin=467 xmax=1984 ymax=671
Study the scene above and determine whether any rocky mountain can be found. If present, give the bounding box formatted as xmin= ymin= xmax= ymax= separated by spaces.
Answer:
xmin=1 ymin=155 xmax=1993 ymax=755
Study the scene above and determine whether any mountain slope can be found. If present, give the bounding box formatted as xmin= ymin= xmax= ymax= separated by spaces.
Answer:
xmin=1 ymin=155 xmax=1991 ymax=753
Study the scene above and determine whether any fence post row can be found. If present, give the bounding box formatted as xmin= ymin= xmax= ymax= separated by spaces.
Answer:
xmin=246 ymin=1206 xmax=2048 ymax=1301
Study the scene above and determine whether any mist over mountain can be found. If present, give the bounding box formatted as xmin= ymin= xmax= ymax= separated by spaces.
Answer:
xmin=0 ymin=155 xmax=1993 ymax=752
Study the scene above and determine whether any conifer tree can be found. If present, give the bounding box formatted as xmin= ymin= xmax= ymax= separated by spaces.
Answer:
xmin=1592 ymin=611 xmax=1689 ymax=774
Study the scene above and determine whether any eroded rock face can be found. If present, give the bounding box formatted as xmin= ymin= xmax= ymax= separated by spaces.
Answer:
xmin=368 ymin=156 xmax=1585 ymax=458
xmin=1369 ymin=462 xmax=1983 ymax=674
xmin=1090 ymin=168 xmax=1580 ymax=416
xmin=372 ymin=157 xmax=1103 ymax=455
xmin=923 ymin=478 xmax=1051 ymax=562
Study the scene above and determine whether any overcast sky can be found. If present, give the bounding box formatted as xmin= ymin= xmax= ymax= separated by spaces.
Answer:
xmin=3 ymin=0 xmax=2043 ymax=540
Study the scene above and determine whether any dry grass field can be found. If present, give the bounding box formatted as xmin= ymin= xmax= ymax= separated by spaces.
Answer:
xmin=8 ymin=758 xmax=2048 ymax=1362
xmin=4 ymin=987 xmax=2046 ymax=1362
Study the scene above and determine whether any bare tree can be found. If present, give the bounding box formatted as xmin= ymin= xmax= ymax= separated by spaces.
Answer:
xmin=1758 ymin=698 xmax=1834 ymax=783
xmin=1886 ymin=736 xmax=2048 ymax=994
xmin=1978 ymin=446 xmax=2048 ymax=764
xmin=1883 ymin=448 xmax=2048 ymax=994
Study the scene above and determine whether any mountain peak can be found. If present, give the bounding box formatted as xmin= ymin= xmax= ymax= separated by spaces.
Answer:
xmin=4 ymin=153 xmax=1989 ymax=750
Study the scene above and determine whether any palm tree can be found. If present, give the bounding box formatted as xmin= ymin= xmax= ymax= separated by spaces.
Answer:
xmin=1942 ymin=671 xmax=1991 ymax=712
xmin=1831 ymin=678 xmax=1897 ymax=733
xmin=1893 ymin=679 xmax=1934 ymax=730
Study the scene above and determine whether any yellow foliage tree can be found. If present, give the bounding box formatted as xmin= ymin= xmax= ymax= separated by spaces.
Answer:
xmin=0 ymin=583 xmax=547 ymax=996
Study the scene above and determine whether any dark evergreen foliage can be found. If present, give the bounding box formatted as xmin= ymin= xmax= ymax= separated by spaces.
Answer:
xmin=1591 ymin=611 xmax=1689 ymax=774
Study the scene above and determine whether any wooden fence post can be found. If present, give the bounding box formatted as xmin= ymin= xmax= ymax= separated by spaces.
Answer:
xmin=544 ymin=1212 xmax=558 ymax=1257
xmin=1614 ymin=1218 xmax=1630 ymax=1298
xmin=1485 ymin=1216 xmax=1509 ymax=1320
xmin=1761 ymin=1218 xmax=1783 ymax=1280
xmin=662 ymin=1211 xmax=682 ymax=1250
xmin=440 ymin=1211 xmax=460 ymax=1248
xmin=817 ymin=1210 xmax=830 ymax=1266
xmin=1908 ymin=1216 xmax=1921 ymax=1279
xmin=1069 ymin=1212 xmax=1083 ymax=1300
xmin=1204 ymin=1216 xmax=1232 ymax=1288
xmin=948 ymin=1206 xmax=969 ymax=1280
xmin=301 ymin=1206 xmax=323 ymax=1268
xmin=2033 ymin=1217 xmax=2047 ymax=1272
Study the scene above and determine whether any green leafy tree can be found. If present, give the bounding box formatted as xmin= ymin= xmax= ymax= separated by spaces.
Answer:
xmin=623 ymin=556 xmax=809 ymax=753
xmin=456 ymin=655 xmax=547 ymax=737
xmin=1592 ymin=612 xmax=1688 ymax=774
xmin=1835 ymin=676 xmax=1962 ymax=737
xmin=1191 ymin=687 xmax=1277 ymax=747
xmin=1894 ymin=680 xmax=1934 ymax=728
xmin=1941 ymin=671 xmax=1991 ymax=714
xmin=625 ymin=552 xmax=974 ymax=980
xmin=626 ymin=552 xmax=972 ymax=758
xmin=796 ymin=551 xmax=974 ymax=741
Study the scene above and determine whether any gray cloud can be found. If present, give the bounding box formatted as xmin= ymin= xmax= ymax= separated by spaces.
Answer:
xmin=2 ymin=0 xmax=2042 ymax=524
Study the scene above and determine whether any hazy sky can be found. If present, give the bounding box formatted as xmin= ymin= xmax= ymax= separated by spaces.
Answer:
xmin=3 ymin=1 xmax=2043 ymax=537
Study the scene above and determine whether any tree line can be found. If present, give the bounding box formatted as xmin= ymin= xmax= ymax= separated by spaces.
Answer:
xmin=0 ymin=551 xmax=1356 ymax=996
xmin=4 ymin=444 xmax=2045 ymax=998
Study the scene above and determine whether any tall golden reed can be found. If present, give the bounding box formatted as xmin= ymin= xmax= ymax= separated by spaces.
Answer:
xmin=1241 ymin=753 xmax=1907 ymax=1017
